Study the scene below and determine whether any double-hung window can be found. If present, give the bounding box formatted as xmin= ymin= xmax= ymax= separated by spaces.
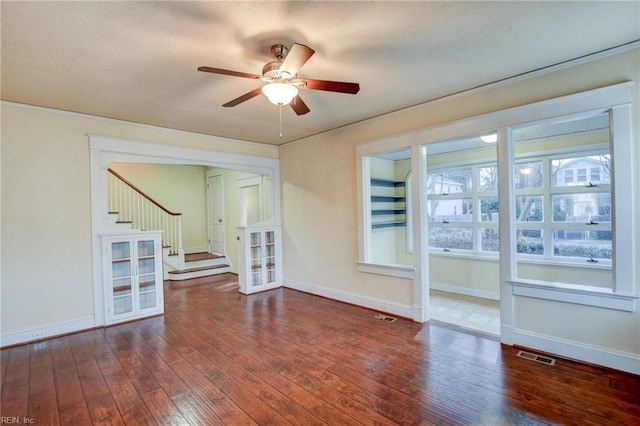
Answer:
xmin=427 ymin=164 xmax=500 ymax=254
xmin=513 ymin=113 xmax=612 ymax=268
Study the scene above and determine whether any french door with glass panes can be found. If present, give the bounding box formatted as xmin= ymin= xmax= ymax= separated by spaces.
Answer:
xmin=101 ymin=231 xmax=164 ymax=324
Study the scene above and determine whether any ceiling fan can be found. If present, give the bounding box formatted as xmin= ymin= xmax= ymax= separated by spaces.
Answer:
xmin=198 ymin=43 xmax=360 ymax=116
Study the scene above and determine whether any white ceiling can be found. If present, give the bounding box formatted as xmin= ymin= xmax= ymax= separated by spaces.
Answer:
xmin=2 ymin=1 xmax=639 ymax=146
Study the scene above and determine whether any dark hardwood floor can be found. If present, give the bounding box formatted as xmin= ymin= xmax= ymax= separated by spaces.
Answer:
xmin=2 ymin=273 xmax=639 ymax=425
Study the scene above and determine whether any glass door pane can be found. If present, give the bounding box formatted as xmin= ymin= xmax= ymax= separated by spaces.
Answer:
xmin=111 ymin=241 xmax=130 ymax=260
xmin=137 ymin=239 xmax=155 ymax=257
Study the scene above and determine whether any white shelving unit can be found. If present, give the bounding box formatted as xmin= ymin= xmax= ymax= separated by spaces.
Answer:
xmin=101 ymin=231 xmax=164 ymax=325
xmin=237 ymin=226 xmax=281 ymax=294
xmin=370 ymin=178 xmax=407 ymax=229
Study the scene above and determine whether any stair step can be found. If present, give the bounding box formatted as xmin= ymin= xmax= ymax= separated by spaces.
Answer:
xmin=168 ymin=273 xmax=237 ymax=290
xmin=185 ymin=252 xmax=224 ymax=262
xmin=168 ymin=264 xmax=230 ymax=275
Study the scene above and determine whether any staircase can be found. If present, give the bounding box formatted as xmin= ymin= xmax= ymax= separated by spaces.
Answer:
xmin=167 ymin=252 xmax=231 ymax=281
xmin=106 ymin=168 xmax=231 ymax=281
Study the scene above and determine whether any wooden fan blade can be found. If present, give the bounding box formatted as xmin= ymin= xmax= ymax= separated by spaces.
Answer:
xmin=198 ymin=66 xmax=261 ymax=80
xmin=279 ymin=43 xmax=315 ymax=77
xmin=301 ymin=78 xmax=360 ymax=94
xmin=290 ymin=95 xmax=310 ymax=116
xmin=222 ymin=87 xmax=263 ymax=107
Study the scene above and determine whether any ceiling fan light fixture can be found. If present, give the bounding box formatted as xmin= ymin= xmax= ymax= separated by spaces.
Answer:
xmin=481 ymin=133 xmax=498 ymax=143
xmin=262 ymin=82 xmax=298 ymax=106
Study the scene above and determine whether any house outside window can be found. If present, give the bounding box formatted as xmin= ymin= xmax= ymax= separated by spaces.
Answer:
xmin=564 ymin=169 xmax=574 ymax=184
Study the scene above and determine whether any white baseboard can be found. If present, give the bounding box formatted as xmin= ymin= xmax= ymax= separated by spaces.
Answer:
xmin=513 ymin=328 xmax=640 ymax=375
xmin=1 ymin=316 xmax=97 ymax=348
xmin=283 ymin=278 xmax=414 ymax=319
xmin=430 ymin=282 xmax=500 ymax=301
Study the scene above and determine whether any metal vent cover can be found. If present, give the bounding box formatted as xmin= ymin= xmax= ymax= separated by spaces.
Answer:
xmin=517 ymin=350 xmax=556 ymax=366
xmin=374 ymin=313 xmax=397 ymax=322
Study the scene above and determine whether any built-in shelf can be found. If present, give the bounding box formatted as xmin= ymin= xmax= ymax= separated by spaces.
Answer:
xmin=101 ymin=231 xmax=164 ymax=324
xmin=238 ymin=226 xmax=282 ymax=295
xmin=370 ymin=178 xmax=407 ymax=229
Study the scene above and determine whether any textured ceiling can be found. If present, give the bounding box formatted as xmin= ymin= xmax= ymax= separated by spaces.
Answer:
xmin=2 ymin=1 xmax=639 ymax=145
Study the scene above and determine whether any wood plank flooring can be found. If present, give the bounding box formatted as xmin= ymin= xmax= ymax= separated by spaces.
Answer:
xmin=2 ymin=274 xmax=639 ymax=425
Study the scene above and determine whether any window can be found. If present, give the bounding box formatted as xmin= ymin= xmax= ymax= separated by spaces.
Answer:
xmin=511 ymin=152 xmax=611 ymax=263
xmin=513 ymin=112 xmax=613 ymax=290
xmin=424 ymin=114 xmax=613 ymax=269
xmin=426 ymin=136 xmax=497 ymax=255
xmin=357 ymin=82 xmax=634 ymax=312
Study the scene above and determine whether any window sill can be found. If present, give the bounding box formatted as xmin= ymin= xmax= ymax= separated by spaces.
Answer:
xmin=428 ymin=250 xmax=612 ymax=270
xmin=358 ymin=262 xmax=414 ymax=279
xmin=511 ymin=279 xmax=637 ymax=312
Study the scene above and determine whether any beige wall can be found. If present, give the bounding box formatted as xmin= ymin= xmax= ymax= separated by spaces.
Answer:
xmin=1 ymin=48 xmax=638 ymax=369
xmin=1 ymin=105 xmax=277 ymax=337
xmin=280 ymin=48 xmax=639 ymax=359
xmin=208 ymin=167 xmax=269 ymax=267
xmin=110 ymin=163 xmax=208 ymax=250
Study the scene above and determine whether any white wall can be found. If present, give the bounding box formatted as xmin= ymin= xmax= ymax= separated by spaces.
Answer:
xmin=0 ymin=104 xmax=277 ymax=343
xmin=280 ymin=48 xmax=640 ymax=372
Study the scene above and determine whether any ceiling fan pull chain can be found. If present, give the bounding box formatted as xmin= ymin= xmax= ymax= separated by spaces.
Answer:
xmin=279 ymin=104 xmax=283 ymax=138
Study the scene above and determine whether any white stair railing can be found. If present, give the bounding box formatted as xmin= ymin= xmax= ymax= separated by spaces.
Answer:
xmin=107 ymin=168 xmax=183 ymax=258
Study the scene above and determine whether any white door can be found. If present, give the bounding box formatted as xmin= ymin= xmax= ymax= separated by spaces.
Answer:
xmin=207 ymin=173 xmax=225 ymax=254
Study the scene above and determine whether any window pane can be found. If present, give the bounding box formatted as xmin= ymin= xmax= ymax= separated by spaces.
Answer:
xmin=515 ymin=196 xmax=543 ymax=222
xmin=479 ymin=166 xmax=498 ymax=191
xmin=516 ymin=229 xmax=543 ymax=255
xmin=553 ymin=229 xmax=612 ymax=260
xmin=429 ymin=227 xmax=473 ymax=250
xmin=564 ymin=169 xmax=574 ymax=183
xmin=552 ymin=155 xmax=610 ymax=187
xmin=514 ymin=161 xmax=542 ymax=189
xmin=427 ymin=198 xmax=473 ymax=222
xmin=479 ymin=197 xmax=498 ymax=222
xmin=481 ymin=228 xmax=499 ymax=252
xmin=427 ymin=169 xmax=472 ymax=194
xmin=552 ymin=194 xmax=611 ymax=222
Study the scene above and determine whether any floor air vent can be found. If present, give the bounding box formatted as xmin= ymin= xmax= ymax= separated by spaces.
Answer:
xmin=517 ymin=350 xmax=556 ymax=366
xmin=374 ymin=313 xmax=397 ymax=322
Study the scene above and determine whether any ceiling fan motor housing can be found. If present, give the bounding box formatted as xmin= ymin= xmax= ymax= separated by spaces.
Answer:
xmin=262 ymin=61 xmax=284 ymax=80
xmin=262 ymin=44 xmax=295 ymax=80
